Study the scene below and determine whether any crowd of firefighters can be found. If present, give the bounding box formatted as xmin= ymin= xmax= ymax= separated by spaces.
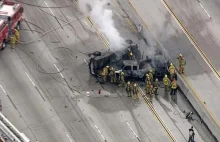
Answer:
xmin=102 ymin=53 xmax=186 ymax=103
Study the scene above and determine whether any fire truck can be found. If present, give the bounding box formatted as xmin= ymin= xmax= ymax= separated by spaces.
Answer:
xmin=0 ymin=1 xmax=23 ymax=50
xmin=0 ymin=0 xmax=23 ymax=30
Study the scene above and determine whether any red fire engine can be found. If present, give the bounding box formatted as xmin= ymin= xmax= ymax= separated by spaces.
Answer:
xmin=0 ymin=1 xmax=23 ymax=30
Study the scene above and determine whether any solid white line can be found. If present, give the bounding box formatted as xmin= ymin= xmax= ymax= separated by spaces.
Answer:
xmin=44 ymin=1 xmax=55 ymax=16
xmin=93 ymin=124 xmax=106 ymax=141
xmin=126 ymin=122 xmax=138 ymax=138
xmin=53 ymin=64 xmax=64 ymax=78
xmin=25 ymin=72 xmax=36 ymax=87
xmin=198 ymin=3 xmax=211 ymax=18
xmin=0 ymin=85 xmax=6 ymax=94
xmin=65 ymin=132 xmax=73 ymax=142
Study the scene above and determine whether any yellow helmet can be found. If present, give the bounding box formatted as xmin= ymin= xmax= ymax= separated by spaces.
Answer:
xmin=149 ymin=69 xmax=152 ymax=72
xmin=165 ymin=74 xmax=167 ymax=78
xmin=129 ymin=52 xmax=133 ymax=56
xmin=170 ymin=63 xmax=173 ymax=66
xmin=134 ymin=83 xmax=137 ymax=86
xmin=106 ymin=66 xmax=109 ymax=68
xmin=179 ymin=54 xmax=182 ymax=57
xmin=127 ymin=81 xmax=130 ymax=84
xmin=146 ymin=74 xmax=149 ymax=76
xmin=155 ymin=78 xmax=158 ymax=81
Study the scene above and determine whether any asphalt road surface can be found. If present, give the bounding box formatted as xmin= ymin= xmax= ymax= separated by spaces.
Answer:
xmin=0 ymin=0 xmax=188 ymax=142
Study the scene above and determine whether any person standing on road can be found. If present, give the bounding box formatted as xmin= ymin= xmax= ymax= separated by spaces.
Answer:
xmin=14 ymin=29 xmax=20 ymax=43
xmin=154 ymin=78 xmax=159 ymax=96
xmin=188 ymin=126 xmax=195 ymax=142
xmin=149 ymin=85 xmax=154 ymax=103
xmin=126 ymin=81 xmax=132 ymax=97
xmin=178 ymin=54 xmax=186 ymax=74
xmin=148 ymin=70 xmax=154 ymax=83
xmin=133 ymin=83 xmax=139 ymax=100
xmin=168 ymin=63 xmax=175 ymax=80
xmin=170 ymin=78 xmax=177 ymax=96
xmin=102 ymin=66 xmax=109 ymax=83
xmin=163 ymin=74 xmax=170 ymax=92
xmin=10 ymin=35 xmax=16 ymax=49
xmin=119 ymin=71 xmax=125 ymax=87
xmin=146 ymin=79 xmax=151 ymax=94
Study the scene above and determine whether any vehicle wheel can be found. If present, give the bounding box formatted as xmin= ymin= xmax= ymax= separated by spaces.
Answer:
xmin=1 ymin=40 xmax=6 ymax=51
xmin=16 ymin=22 xmax=20 ymax=31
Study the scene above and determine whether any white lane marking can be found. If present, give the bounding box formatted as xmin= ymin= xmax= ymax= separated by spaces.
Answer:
xmin=65 ymin=132 xmax=73 ymax=142
xmin=94 ymin=124 xmax=106 ymax=141
xmin=25 ymin=72 xmax=36 ymax=87
xmin=161 ymin=0 xmax=220 ymax=82
xmin=196 ymin=0 xmax=211 ymax=18
xmin=84 ymin=59 xmax=88 ymax=65
xmin=44 ymin=1 xmax=55 ymax=16
xmin=126 ymin=122 xmax=138 ymax=138
xmin=0 ymin=84 xmax=7 ymax=95
xmin=53 ymin=64 xmax=64 ymax=78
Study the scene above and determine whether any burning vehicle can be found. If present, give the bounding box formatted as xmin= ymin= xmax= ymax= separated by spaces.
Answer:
xmin=88 ymin=40 xmax=170 ymax=81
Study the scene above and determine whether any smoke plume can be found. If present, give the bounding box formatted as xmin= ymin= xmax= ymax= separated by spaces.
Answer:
xmin=78 ymin=0 xmax=126 ymax=51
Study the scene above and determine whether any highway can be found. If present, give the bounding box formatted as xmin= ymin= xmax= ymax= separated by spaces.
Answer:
xmin=0 ymin=0 xmax=194 ymax=141
xmin=116 ymin=0 xmax=220 ymax=140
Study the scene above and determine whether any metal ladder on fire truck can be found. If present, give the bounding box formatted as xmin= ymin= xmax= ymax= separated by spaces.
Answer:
xmin=0 ymin=112 xmax=30 ymax=142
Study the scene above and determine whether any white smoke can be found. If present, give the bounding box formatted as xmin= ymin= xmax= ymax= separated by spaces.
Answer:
xmin=78 ymin=0 xmax=126 ymax=52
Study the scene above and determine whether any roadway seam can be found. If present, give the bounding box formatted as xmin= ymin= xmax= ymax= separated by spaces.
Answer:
xmin=126 ymin=0 xmax=220 ymax=129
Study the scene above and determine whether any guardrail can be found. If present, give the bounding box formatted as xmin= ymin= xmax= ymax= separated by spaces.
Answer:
xmin=0 ymin=112 xmax=30 ymax=142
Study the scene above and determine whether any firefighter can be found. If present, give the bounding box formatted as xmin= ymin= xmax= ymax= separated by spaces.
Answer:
xmin=169 ymin=63 xmax=175 ymax=80
xmin=109 ymin=67 xmax=116 ymax=84
xmin=14 ymin=29 xmax=19 ymax=43
xmin=129 ymin=51 xmax=134 ymax=60
xmin=178 ymin=54 xmax=186 ymax=74
xmin=119 ymin=71 xmax=125 ymax=87
xmin=149 ymin=70 xmax=154 ymax=83
xmin=170 ymin=78 xmax=178 ymax=96
xmin=145 ymin=73 xmax=150 ymax=83
xmin=102 ymin=66 xmax=109 ymax=82
xmin=10 ymin=35 xmax=16 ymax=49
xmin=126 ymin=81 xmax=132 ymax=97
xmin=149 ymin=85 xmax=154 ymax=103
xmin=133 ymin=83 xmax=139 ymax=99
xmin=145 ymin=79 xmax=151 ymax=94
xmin=163 ymin=74 xmax=170 ymax=92
xmin=154 ymin=78 xmax=159 ymax=95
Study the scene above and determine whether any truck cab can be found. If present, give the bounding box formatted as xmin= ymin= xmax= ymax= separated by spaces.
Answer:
xmin=0 ymin=1 xmax=23 ymax=31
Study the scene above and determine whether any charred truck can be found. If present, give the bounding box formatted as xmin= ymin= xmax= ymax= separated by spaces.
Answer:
xmin=89 ymin=40 xmax=170 ymax=82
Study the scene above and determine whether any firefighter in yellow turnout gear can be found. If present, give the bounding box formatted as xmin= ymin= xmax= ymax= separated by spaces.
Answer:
xmin=163 ymin=74 xmax=170 ymax=92
xmin=149 ymin=85 xmax=154 ymax=103
xmin=14 ymin=29 xmax=20 ymax=43
xmin=168 ymin=63 xmax=175 ymax=80
xmin=145 ymin=78 xmax=152 ymax=94
xmin=102 ymin=66 xmax=109 ymax=83
xmin=119 ymin=71 xmax=125 ymax=87
xmin=126 ymin=81 xmax=132 ymax=97
xmin=10 ymin=35 xmax=16 ymax=49
xmin=178 ymin=54 xmax=186 ymax=74
xmin=149 ymin=70 xmax=154 ymax=83
xmin=133 ymin=83 xmax=139 ymax=99
xmin=109 ymin=67 xmax=116 ymax=84
xmin=154 ymin=78 xmax=159 ymax=95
